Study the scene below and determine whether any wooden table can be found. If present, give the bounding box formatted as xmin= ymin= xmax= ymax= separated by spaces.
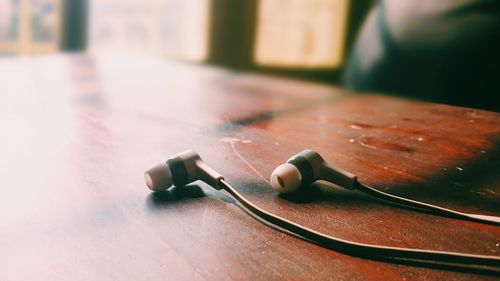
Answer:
xmin=1 ymin=54 xmax=499 ymax=280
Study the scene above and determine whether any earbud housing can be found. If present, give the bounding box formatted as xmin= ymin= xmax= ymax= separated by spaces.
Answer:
xmin=270 ymin=149 xmax=357 ymax=194
xmin=145 ymin=150 xmax=224 ymax=191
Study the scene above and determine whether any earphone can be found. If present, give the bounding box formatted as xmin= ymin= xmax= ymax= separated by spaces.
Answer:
xmin=144 ymin=149 xmax=500 ymax=275
xmin=270 ymin=150 xmax=500 ymax=226
xmin=145 ymin=150 xmax=224 ymax=191
xmin=270 ymin=149 xmax=357 ymax=193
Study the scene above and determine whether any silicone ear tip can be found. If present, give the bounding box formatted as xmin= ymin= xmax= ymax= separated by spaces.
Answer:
xmin=270 ymin=163 xmax=302 ymax=194
xmin=144 ymin=163 xmax=173 ymax=191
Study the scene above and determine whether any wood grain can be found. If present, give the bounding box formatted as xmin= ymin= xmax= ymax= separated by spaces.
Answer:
xmin=1 ymin=54 xmax=499 ymax=281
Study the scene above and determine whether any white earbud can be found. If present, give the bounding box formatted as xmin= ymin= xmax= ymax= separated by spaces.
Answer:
xmin=270 ymin=149 xmax=357 ymax=194
xmin=270 ymin=163 xmax=302 ymax=193
xmin=145 ymin=150 xmax=224 ymax=191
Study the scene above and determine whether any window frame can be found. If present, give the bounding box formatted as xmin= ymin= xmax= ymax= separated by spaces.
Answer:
xmin=206 ymin=0 xmax=374 ymax=84
xmin=60 ymin=0 xmax=373 ymax=85
xmin=0 ymin=0 xmax=63 ymax=55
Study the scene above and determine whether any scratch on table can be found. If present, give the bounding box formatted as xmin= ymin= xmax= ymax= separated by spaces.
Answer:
xmin=355 ymin=135 xmax=377 ymax=150
xmin=230 ymin=141 xmax=270 ymax=184
xmin=350 ymin=124 xmax=362 ymax=130
xmin=220 ymin=137 xmax=270 ymax=184
xmin=201 ymin=206 xmax=208 ymax=223
xmin=135 ymin=219 xmax=208 ymax=281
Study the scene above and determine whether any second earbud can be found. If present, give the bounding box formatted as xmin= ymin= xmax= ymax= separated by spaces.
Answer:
xmin=270 ymin=149 xmax=357 ymax=194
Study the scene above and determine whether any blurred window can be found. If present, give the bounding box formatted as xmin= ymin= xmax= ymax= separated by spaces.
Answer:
xmin=0 ymin=0 xmax=61 ymax=55
xmin=255 ymin=0 xmax=348 ymax=69
xmin=88 ymin=0 xmax=210 ymax=61
xmin=0 ymin=0 xmax=360 ymax=83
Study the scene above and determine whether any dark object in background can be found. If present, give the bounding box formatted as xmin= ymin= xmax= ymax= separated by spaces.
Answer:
xmin=60 ymin=0 xmax=88 ymax=51
xmin=344 ymin=0 xmax=500 ymax=111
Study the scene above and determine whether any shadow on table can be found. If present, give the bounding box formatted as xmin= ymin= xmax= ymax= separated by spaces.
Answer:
xmin=276 ymin=142 xmax=500 ymax=214
xmin=147 ymin=185 xmax=206 ymax=209
xmin=379 ymin=142 xmax=500 ymax=215
xmin=278 ymin=184 xmax=322 ymax=204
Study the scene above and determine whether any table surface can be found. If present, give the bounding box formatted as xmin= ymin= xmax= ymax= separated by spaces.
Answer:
xmin=1 ymin=54 xmax=499 ymax=281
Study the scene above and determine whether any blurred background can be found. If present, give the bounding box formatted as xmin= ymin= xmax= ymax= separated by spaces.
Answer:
xmin=0 ymin=0 xmax=498 ymax=110
xmin=0 ymin=0 xmax=367 ymax=80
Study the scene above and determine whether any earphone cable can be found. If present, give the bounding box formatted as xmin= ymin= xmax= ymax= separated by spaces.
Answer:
xmin=220 ymin=179 xmax=500 ymax=273
xmin=355 ymin=181 xmax=500 ymax=226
